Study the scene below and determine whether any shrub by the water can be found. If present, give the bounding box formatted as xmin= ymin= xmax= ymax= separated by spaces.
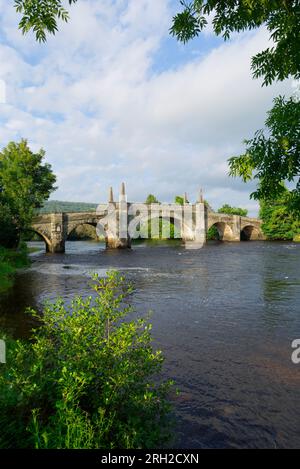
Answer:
xmin=259 ymin=190 xmax=300 ymax=240
xmin=0 ymin=271 xmax=173 ymax=448
xmin=0 ymin=244 xmax=30 ymax=291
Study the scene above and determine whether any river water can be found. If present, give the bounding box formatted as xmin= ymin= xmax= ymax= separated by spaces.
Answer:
xmin=0 ymin=240 xmax=300 ymax=448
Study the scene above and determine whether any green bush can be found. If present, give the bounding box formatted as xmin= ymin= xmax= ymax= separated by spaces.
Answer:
xmin=217 ymin=204 xmax=248 ymax=217
xmin=0 ymin=244 xmax=30 ymax=291
xmin=260 ymin=191 xmax=300 ymax=240
xmin=207 ymin=225 xmax=220 ymax=240
xmin=0 ymin=271 xmax=173 ymax=449
xmin=0 ymin=260 xmax=14 ymax=291
xmin=0 ymin=202 xmax=19 ymax=248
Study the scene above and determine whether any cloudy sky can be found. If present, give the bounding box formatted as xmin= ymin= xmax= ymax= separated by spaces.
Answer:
xmin=0 ymin=0 xmax=293 ymax=215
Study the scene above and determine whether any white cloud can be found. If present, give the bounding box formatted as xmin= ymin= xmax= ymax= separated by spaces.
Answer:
xmin=0 ymin=79 xmax=5 ymax=103
xmin=0 ymin=0 xmax=293 ymax=215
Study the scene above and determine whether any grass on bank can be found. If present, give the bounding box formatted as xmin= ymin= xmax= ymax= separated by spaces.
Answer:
xmin=0 ymin=271 xmax=174 ymax=449
xmin=0 ymin=244 xmax=30 ymax=292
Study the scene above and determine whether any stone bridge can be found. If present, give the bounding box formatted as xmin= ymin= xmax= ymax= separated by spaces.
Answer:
xmin=31 ymin=184 xmax=264 ymax=253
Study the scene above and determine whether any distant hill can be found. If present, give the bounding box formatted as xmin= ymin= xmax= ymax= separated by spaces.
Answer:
xmin=38 ymin=200 xmax=98 ymax=214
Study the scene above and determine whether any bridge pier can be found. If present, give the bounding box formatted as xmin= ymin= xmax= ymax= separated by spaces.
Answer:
xmin=106 ymin=184 xmax=131 ymax=249
xmin=106 ymin=232 xmax=131 ymax=249
xmin=194 ymin=201 xmax=207 ymax=246
xmin=182 ymin=201 xmax=207 ymax=248
xmin=48 ymin=213 xmax=65 ymax=253
xmin=223 ymin=215 xmax=241 ymax=242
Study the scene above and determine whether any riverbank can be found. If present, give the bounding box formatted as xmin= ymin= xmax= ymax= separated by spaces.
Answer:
xmin=0 ymin=245 xmax=30 ymax=292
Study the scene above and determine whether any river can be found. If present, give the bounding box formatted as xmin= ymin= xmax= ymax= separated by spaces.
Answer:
xmin=0 ymin=240 xmax=299 ymax=448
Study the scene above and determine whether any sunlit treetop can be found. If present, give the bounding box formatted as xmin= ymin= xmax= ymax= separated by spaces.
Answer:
xmin=170 ymin=0 xmax=300 ymax=86
xmin=217 ymin=204 xmax=248 ymax=217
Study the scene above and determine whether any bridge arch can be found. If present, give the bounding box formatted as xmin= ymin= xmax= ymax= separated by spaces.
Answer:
xmin=241 ymin=225 xmax=261 ymax=241
xmin=131 ymin=213 xmax=184 ymax=240
xmin=67 ymin=220 xmax=116 ymax=246
xmin=67 ymin=222 xmax=98 ymax=240
xmin=207 ymin=221 xmax=234 ymax=241
xmin=67 ymin=221 xmax=97 ymax=238
xmin=27 ymin=228 xmax=52 ymax=252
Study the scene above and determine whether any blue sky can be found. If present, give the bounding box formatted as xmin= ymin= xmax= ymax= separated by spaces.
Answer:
xmin=0 ymin=0 xmax=293 ymax=215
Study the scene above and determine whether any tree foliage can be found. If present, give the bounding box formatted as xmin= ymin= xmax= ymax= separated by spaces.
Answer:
xmin=0 ymin=139 xmax=56 ymax=247
xmin=218 ymin=203 xmax=248 ymax=217
xmin=259 ymin=189 xmax=300 ymax=240
xmin=207 ymin=225 xmax=219 ymax=240
xmin=229 ymin=97 xmax=300 ymax=212
xmin=39 ymin=200 xmax=98 ymax=213
xmin=145 ymin=194 xmax=160 ymax=205
xmin=171 ymin=0 xmax=300 ymax=86
xmin=174 ymin=195 xmax=184 ymax=205
xmin=14 ymin=0 xmax=78 ymax=42
xmin=171 ymin=2 xmax=300 ymax=213
xmin=0 ymin=271 xmax=173 ymax=449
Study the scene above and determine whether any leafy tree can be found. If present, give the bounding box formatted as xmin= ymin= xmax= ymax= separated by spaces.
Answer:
xmin=171 ymin=2 xmax=300 ymax=212
xmin=0 ymin=139 xmax=56 ymax=247
xmin=145 ymin=194 xmax=160 ymax=204
xmin=175 ymin=195 xmax=184 ymax=205
xmin=218 ymin=203 xmax=248 ymax=217
xmin=259 ymin=189 xmax=300 ymax=240
xmin=171 ymin=0 xmax=300 ymax=86
xmin=0 ymin=271 xmax=173 ymax=448
xmin=229 ymin=97 xmax=300 ymax=213
xmin=14 ymin=0 xmax=78 ymax=42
